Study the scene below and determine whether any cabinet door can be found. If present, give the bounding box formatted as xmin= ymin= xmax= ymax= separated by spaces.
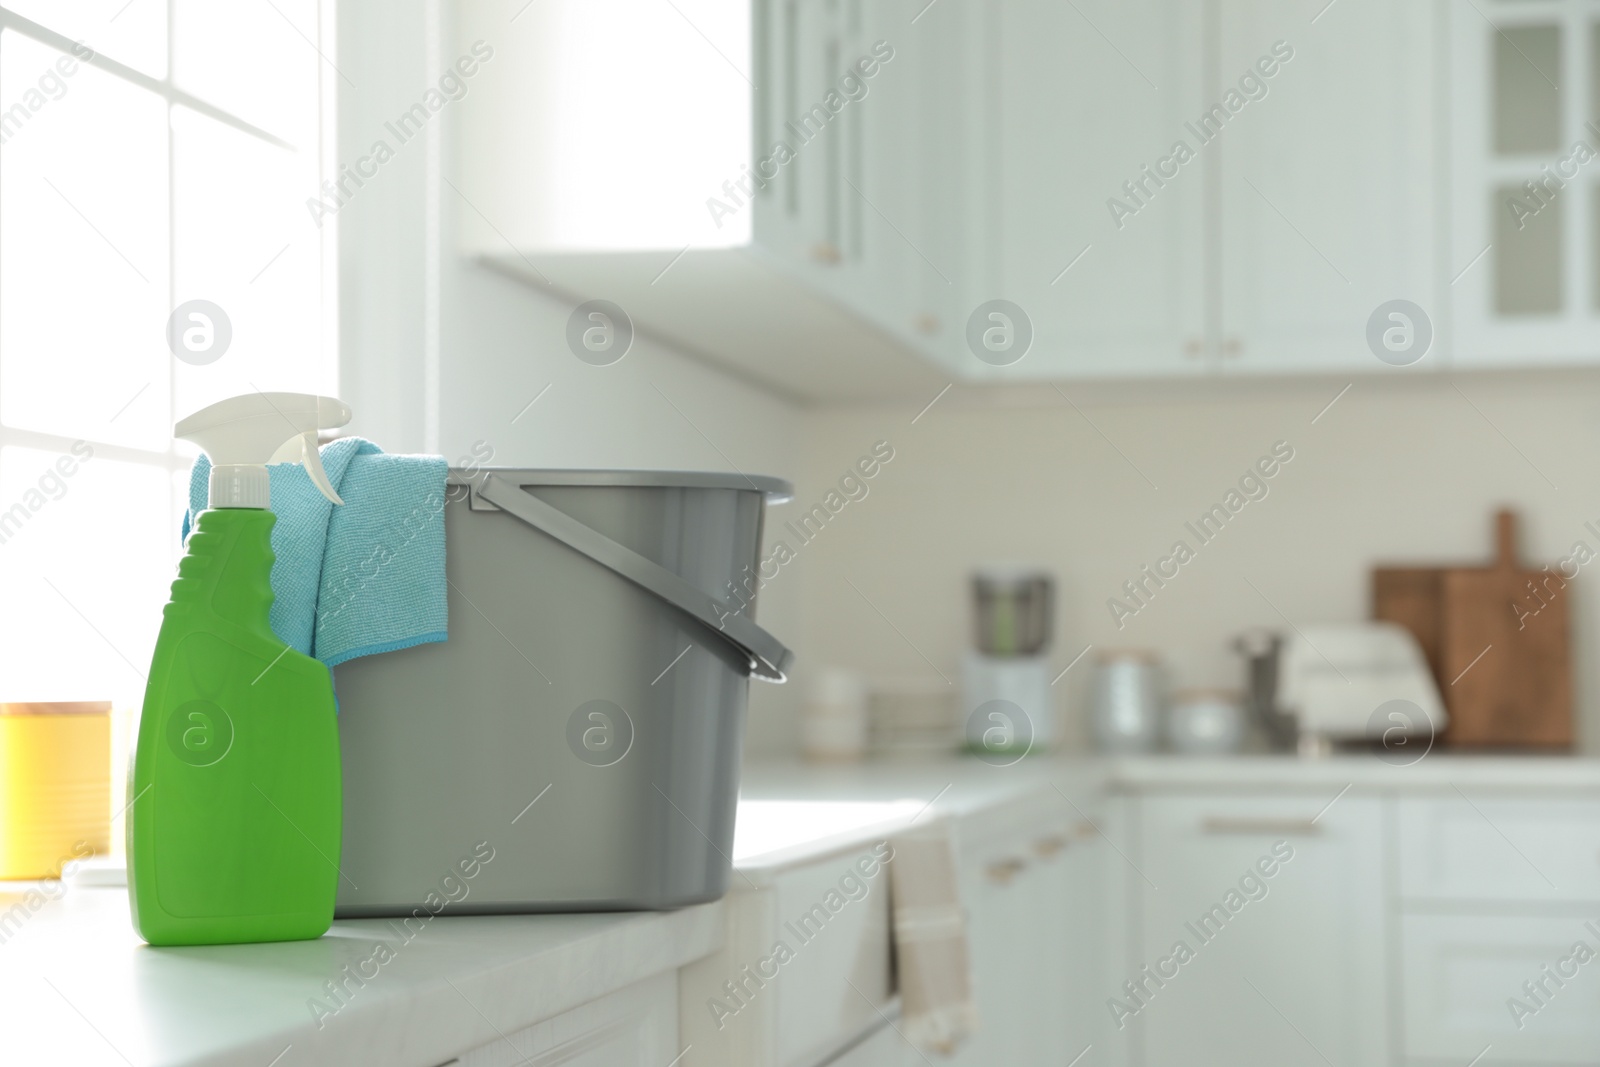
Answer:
xmin=915 ymin=0 xmax=996 ymax=373
xmin=755 ymin=0 xmax=974 ymax=369
xmin=829 ymin=0 xmax=933 ymax=351
xmin=1449 ymin=1 xmax=1600 ymax=366
xmin=751 ymin=0 xmax=842 ymax=268
xmin=939 ymin=799 xmax=1065 ymax=1066
xmin=986 ymin=0 xmax=1206 ymax=381
xmin=1132 ymin=794 xmax=1388 ymax=1067
xmin=1059 ymin=812 xmax=1112 ymax=1067
xmin=862 ymin=0 xmax=987 ymax=369
xmin=1014 ymin=821 xmax=1077 ymax=1066
xmin=945 ymin=834 xmax=1030 ymax=1067
xmin=1217 ymin=0 xmax=1438 ymax=373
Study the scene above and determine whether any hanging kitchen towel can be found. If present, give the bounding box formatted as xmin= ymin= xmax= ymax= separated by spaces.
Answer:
xmin=887 ymin=822 xmax=977 ymax=1053
xmin=185 ymin=437 xmax=449 ymax=667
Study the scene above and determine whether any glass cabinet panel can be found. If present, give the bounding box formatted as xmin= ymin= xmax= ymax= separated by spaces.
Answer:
xmin=1494 ymin=24 xmax=1561 ymax=155
xmin=1495 ymin=182 xmax=1563 ymax=314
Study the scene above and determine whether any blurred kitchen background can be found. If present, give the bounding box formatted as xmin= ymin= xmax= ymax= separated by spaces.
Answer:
xmin=6 ymin=0 xmax=1600 ymax=757
xmin=11 ymin=0 xmax=1600 ymax=1065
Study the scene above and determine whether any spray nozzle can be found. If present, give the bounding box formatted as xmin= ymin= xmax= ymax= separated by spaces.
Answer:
xmin=176 ymin=393 xmax=353 ymax=510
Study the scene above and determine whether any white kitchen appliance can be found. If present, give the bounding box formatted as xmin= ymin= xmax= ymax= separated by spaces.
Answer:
xmin=1276 ymin=622 xmax=1446 ymax=755
xmin=961 ymin=566 xmax=1055 ymax=757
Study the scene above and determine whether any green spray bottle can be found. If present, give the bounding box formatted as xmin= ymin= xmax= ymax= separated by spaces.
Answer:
xmin=129 ymin=392 xmax=351 ymax=945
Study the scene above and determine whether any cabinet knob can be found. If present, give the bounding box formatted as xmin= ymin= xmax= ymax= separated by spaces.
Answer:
xmin=913 ymin=313 xmax=941 ymax=336
xmin=1033 ymin=834 xmax=1068 ymax=858
xmin=1184 ymin=337 xmax=1204 ymax=358
xmin=1071 ymin=820 xmax=1098 ymax=841
xmin=985 ymin=857 xmax=1028 ymax=885
xmin=810 ymin=241 xmax=842 ymax=265
xmin=1222 ymin=337 xmax=1243 ymax=357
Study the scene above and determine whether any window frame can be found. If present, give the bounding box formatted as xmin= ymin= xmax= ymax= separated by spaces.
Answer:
xmin=0 ymin=0 xmax=339 ymax=506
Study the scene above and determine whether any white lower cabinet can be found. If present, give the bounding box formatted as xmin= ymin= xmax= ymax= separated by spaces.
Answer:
xmin=1396 ymin=794 xmax=1600 ymax=1066
xmin=1112 ymin=787 xmax=1600 ymax=1067
xmin=680 ymin=794 xmax=1099 ymax=1067
xmin=1402 ymin=913 xmax=1600 ymax=1065
xmin=1125 ymin=793 xmax=1388 ymax=1067
xmin=453 ymin=972 xmax=680 ymax=1067
xmin=698 ymin=777 xmax=1600 ymax=1067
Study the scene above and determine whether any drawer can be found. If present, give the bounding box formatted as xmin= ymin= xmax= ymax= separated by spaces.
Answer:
xmin=824 ymin=1019 xmax=908 ymax=1066
xmin=1401 ymin=914 xmax=1600 ymax=1064
xmin=457 ymin=971 xmax=678 ymax=1067
xmin=772 ymin=846 xmax=894 ymax=1067
xmin=1398 ymin=797 xmax=1600 ymax=903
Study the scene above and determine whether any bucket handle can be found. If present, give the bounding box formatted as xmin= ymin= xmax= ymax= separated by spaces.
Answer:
xmin=474 ymin=474 xmax=793 ymax=682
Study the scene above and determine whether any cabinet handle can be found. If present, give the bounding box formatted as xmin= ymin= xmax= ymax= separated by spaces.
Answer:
xmin=1033 ymin=834 xmax=1068 ymax=858
xmin=1200 ymin=817 xmax=1320 ymax=836
xmin=985 ymin=857 xmax=1028 ymax=885
xmin=810 ymin=241 xmax=842 ymax=265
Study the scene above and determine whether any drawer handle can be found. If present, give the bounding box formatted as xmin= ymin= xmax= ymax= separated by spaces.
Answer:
xmin=1200 ymin=817 xmax=1321 ymax=836
xmin=1033 ymin=834 xmax=1068 ymax=858
xmin=810 ymin=241 xmax=842 ymax=265
xmin=986 ymin=858 xmax=1027 ymax=885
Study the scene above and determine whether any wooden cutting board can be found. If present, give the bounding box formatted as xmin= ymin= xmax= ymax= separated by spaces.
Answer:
xmin=1372 ymin=509 xmax=1572 ymax=749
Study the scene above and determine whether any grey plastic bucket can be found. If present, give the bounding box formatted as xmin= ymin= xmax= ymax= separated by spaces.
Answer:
xmin=332 ymin=468 xmax=792 ymax=916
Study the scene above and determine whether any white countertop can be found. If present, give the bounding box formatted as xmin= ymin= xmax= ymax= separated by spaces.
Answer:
xmin=731 ymin=759 xmax=1072 ymax=882
xmin=8 ymin=751 xmax=1597 ymax=1066
xmin=743 ymin=752 xmax=1600 ymax=801
xmin=0 ymin=887 xmax=721 ymax=1067
xmin=1097 ymin=752 xmax=1600 ymax=789
xmin=733 ymin=753 xmax=1600 ymax=878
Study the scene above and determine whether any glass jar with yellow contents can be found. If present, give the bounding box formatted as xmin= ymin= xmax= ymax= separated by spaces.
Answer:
xmin=0 ymin=702 xmax=110 ymax=880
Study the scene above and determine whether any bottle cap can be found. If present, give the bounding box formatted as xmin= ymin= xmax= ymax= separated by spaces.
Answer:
xmin=175 ymin=393 xmax=353 ymax=509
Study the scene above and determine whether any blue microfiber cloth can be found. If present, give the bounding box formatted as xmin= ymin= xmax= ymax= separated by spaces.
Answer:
xmin=184 ymin=437 xmax=449 ymax=667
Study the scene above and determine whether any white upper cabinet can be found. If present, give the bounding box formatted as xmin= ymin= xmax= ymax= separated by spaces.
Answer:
xmin=455 ymin=0 xmax=952 ymax=402
xmin=756 ymin=0 xmax=980 ymax=372
xmin=1450 ymin=0 xmax=1600 ymax=366
xmin=987 ymin=0 xmax=1436 ymax=381
xmin=982 ymin=0 xmax=1207 ymax=382
xmin=454 ymin=0 xmax=1600 ymax=393
xmin=1216 ymin=0 xmax=1438 ymax=374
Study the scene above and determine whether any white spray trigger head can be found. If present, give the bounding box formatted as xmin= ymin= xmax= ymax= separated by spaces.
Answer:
xmin=297 ymin=432 xmax=343 ymax=505
xmin=176 ymin=392 xmax=353 ymax=509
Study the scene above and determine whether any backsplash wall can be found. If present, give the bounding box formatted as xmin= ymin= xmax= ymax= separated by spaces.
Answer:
xmin=758 ymin=371 xmax=1600 ymax=756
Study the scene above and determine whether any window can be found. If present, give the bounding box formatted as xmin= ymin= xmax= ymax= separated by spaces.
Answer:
xmin=0 ymin=0 xmax=336 ymax=830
